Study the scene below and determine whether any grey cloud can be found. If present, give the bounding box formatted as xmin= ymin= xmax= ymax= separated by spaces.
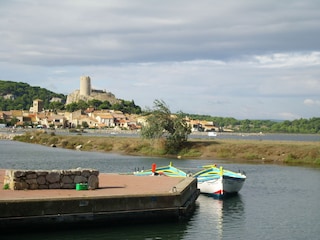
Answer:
xmin=1 ymin=0 xmax=320 ymax=120
xmin=1 ymin=0 xmax=320 ymax=66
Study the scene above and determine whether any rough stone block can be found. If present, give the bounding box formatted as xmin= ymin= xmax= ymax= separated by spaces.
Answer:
xmin=61 ymin=175 xmax=73 ymax=184
xmin=13 ymin=181 xmax=28 ymax=190
xmin=88 ymin=175 xmax=99 ymax=190
xmin=74 ymin=175 xmax=87 ymax=184
xmin=81 ymin=170 xmax=91 ymax=177
xmin=49 ymin=183 xmax=61 ymax=189
xmin=46 ymin=172 xmax=60 ymax=183
xmin=37 ymin=171 xmax=49 ymax=176
xmin=37 ymin=176 xmax=46 ymax=185
xmin=26 ymin=173 xmax=37 ymax=179
xmin=38 ymin=184 xmax=49 ymax=189
xmin=29 ymin=183 xmax=39 ymax=190
xmin=26 ymin=179 xmax=38 ymax=185
xmin=61 ymin=183 xmax=75 ymax=189
xmin=62 ymin=170 xmax=73 ymax=175
xmin=14 ymin=171 xmax=26 ymax=178
xmin=92 ymin=170 xmax=99 ymax=176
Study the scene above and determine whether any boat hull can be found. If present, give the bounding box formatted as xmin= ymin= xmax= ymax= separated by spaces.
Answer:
xmin=197 ymin=175 xmax=245 ymax=198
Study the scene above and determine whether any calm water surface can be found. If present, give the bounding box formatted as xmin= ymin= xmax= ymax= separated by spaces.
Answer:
xmin=1 ymin=140 xmax=320 ymax=240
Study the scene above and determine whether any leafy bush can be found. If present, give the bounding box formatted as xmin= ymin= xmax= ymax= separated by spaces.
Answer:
xmin=141 ymin=99 xmax=191 ymax=154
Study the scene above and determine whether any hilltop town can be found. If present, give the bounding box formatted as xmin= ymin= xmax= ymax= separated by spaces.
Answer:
xmin=0 ymin=77 xmax=219 ymax=132
xmin=0 ymin=100 xmax=219 ymax=132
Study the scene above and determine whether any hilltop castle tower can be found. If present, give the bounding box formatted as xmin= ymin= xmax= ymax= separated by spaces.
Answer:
xmin=80 ymin=76 xmax=91 ymax=96
xmin=66 ymin=76 xmax=120 ymax=105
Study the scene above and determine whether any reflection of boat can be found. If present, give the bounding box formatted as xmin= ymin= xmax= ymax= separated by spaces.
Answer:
xmin=194 ymin=194 xmax=245 ymax=239
xmin=193 ymin=165 xmax=246 ymax=198
xmin=133 ymin=162 xmax=187 ymax=177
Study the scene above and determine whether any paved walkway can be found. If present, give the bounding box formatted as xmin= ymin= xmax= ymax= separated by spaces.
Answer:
xmin=0 ymin=169 xmax=185 ymax=201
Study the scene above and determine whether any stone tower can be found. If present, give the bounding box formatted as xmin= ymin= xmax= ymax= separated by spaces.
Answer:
xmin=32 ymin=99 xmax=44 ymax=113
xmin=66 ymin=75 xmax=120 ymax=105
xmin=80 ymin=76 xmax=91 ymax=96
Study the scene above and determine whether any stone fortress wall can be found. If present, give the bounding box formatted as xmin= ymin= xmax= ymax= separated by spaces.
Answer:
xmin=3 ymin=168 xmax=99 ymax=190
xmin=66 ymin=76 xmax=120 ymax=105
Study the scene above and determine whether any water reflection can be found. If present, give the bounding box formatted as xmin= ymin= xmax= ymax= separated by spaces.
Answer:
xmin=186 ymin=194 xmax=245 ymax=240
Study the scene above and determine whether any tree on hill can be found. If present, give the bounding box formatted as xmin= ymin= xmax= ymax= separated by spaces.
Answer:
xmin=112 ymin=100 xmax=142 ymax=114
xmin=65 ymin=99 xmax=142 ymax=114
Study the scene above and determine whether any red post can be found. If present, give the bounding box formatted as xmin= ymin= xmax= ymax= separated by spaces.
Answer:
xmin=151 ymin=163 xmax=157 ymax=173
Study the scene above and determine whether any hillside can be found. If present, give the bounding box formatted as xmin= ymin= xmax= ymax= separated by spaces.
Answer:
xmin=0 ymin=80 xmax=142 ymax=114
xmin=0 ymin=80 xmax=66 ymax=111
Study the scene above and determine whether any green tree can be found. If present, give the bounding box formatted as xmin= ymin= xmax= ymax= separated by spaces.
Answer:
xmin=88 ymin=99 xmax=103 ymax=109
xmin=65 ymin=102 xmax=79 ymax=112
xmin=98 ymin=100 xmax=112 ymax=110
xmin=141 ymin=99 xmax=191 ymax=153
xmin=48 ymin=101 xmax=65 ymax=111
xmin=77 ymin=100 xmax=89 ymax=110
xmin=112 ymin=100 xmax=142 ymax=114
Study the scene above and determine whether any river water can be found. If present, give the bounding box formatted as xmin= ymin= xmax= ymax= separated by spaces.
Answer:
xmin=1 ymin=140 xmax=320 ymax=240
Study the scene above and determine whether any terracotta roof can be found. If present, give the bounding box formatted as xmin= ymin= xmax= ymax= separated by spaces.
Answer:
xmin=95 ymin=113 xmax=113 ymax=118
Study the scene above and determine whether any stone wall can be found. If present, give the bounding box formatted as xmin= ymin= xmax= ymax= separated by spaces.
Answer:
xmin=3 ymin=168 xmax=99 ymax=190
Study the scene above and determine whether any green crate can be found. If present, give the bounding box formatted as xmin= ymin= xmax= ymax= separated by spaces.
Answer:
xmin=76 ymin=183 xmax=88 ymax=190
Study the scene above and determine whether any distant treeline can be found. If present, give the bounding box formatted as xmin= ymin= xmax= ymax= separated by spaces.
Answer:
xmin=186 ymin=114 xmax=320 ymax=134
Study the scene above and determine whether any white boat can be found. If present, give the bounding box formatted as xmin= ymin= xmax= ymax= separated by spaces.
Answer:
xmin=193 ymin=165 xmax=246 ymax=198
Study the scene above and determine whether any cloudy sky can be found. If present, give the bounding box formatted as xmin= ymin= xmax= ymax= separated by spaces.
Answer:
xmin=1 ymin=0 xmax=320 ymax=120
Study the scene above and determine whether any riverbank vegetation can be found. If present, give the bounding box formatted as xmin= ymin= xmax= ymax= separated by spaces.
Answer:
xmin=13 ymin=131 xmax=320 ymax=166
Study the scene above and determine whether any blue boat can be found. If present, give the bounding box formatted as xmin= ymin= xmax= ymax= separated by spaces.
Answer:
xmin=133 ymin=162 xmax=187 ymax=177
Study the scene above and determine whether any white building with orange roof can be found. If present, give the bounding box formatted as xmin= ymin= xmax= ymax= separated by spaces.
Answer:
xmin=70 ymin=115 xmax=99 ymax=129
xmin=94 ymin=112 xmax=115 ymax=128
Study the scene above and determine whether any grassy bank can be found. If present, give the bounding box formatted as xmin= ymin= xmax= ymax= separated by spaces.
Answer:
xmin=13 ymin=131 xmax=320 ymax=166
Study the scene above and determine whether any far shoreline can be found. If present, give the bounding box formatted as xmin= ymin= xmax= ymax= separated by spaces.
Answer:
xmin=5 ymin=130 xmax=320 ymax=166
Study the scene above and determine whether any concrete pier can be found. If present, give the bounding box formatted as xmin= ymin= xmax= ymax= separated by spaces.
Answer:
xmin=0 ymin=170 xmax=199 ymax=232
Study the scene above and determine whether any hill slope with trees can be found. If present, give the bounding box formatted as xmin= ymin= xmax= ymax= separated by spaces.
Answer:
xmin=0 ymin=80 xmax=66 ymax=111
xmin=0 ymin=80 xmax=142 ymax=114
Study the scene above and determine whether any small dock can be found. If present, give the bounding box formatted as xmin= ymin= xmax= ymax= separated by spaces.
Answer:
xmin=0 ymin=170 xmax=199 ymax=231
